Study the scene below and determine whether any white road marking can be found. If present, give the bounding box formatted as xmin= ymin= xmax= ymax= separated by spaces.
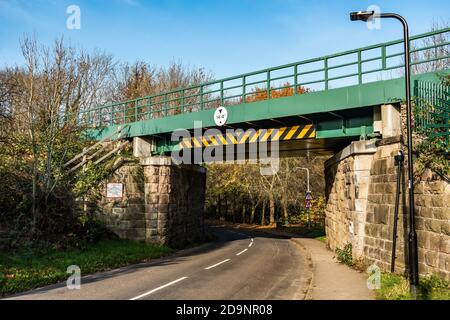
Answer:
xmin=204 ymin=259 xmax=231 ymax=270
xmin=129 ymin=277 xmax=188 ymax=300
xmin=248 ymin=241 xmax=253 ymax=248
xmin=236 ymin=249 xmax=248 ymax=256
xmin=251 ymin=238 xmax=254 ymax=242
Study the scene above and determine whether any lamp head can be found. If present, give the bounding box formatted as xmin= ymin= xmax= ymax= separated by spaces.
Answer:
xmin=350 ymin=10 xmax=375 ymax=22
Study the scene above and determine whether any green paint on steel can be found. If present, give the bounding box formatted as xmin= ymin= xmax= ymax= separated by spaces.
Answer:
xmin=81 ymin=28 xmax=450 ymax=129
xmin=415 ymin=80 xmax=450 ymax=148
xmin=85 ymin=70 xmax=447 ymax=141
xmin=154 ymin=127 xmax=374 ymax=155
xmin=82 ymin=27 xmax=450 ymax=144
xmin=151 ymin=115 xmax=374 ymax=154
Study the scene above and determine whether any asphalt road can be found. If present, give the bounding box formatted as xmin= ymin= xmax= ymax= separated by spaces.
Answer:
xmin=7 ymin=225 xmax=308 ymax=300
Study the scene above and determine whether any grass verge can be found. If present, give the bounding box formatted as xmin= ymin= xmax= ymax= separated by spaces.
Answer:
xmin=376 ymin=273 xmax=450 ymax=300
xmin=0 ymin=239 xmax=172 ymax=297
xmin=314 ymin=235 xmax=327 ymax=243
xmin=277 ymin=225 xmax=326 ymax=239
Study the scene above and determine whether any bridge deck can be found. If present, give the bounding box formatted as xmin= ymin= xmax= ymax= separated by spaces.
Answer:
xmin=84 ymin=28 xmax=450 ymax=154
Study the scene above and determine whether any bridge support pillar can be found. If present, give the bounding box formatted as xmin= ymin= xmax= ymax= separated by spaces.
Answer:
xmin=133 ymin=136 xmax=155 ymax=158
xmin=381 ymin=104 xmax=401 ymax=138
xmin=324 ymin=139 xmax=378 ymax=258
xmin=98 ymin=156 xmax=206 ymax=248
xmin=324 ymin=135 xmax=450 ymax=279
xmin=141 ymin=156 xmax=206 ymax=248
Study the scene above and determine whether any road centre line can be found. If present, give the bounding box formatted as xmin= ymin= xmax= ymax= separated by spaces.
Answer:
xmin=236 ymin=249 xmax=248 ymax=256
xmin=129 ymin=277 xmax=188 ymax=300
xmin=204 ymin=259 xmax=231 ymax=270
xmin=130 ymin=231 xmax=253 ymax=300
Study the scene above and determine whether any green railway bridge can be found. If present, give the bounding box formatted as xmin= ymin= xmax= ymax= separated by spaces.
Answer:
xmin=81 ymin=28 xmax=450 ymax=269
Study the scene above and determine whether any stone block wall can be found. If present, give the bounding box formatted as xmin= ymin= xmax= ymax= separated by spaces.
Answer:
xmin=414 ymin=173 xmax=450 ymax=279
xmin=325 ymin=137 xmax=450 ymax=280
xmin=324 ymin=140 xmax=375 ymax=258
xmin=143 ymin=160 xmax=206 ymax=248
xmin=363 ymin=137 xmax=450 ymax=280
xmin=363 ymin=138 xmax=409 ymax=273
xmin=98 ymin=162 xmax=147 ymax=241
xmin=98 ymin=157 xmax=206 ymax=248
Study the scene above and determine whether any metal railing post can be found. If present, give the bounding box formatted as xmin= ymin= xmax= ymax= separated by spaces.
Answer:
xmin=181 ymin=90 xmax=185 ymax=113
xmin=88 ymin=108 xmax=92 ymax=126
xmin=147 ymin=97 xmax=152 ymax=120
xmin=414 ymin=79 xmax=420 ymax=130
xmin=220 ymin=81 xmax=224 ymax=106
xmin=134 ymin=100 xmax=138 ymax=122
xmin=357 ymin=51 xmax=362 ymax=84
xmin=242 ymin=76 xmax=246 ymax=102
xmin=200 ymin=86 xmax=204 ymax=110
xmin=446 ymin=87 xmax=450 ymax=147
xmin=164 ymin=94 xmax=167 ymax=116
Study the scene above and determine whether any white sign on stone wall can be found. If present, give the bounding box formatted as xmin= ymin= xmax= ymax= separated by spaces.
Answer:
xmin=107 ymin=183 xmax=123 ymax=199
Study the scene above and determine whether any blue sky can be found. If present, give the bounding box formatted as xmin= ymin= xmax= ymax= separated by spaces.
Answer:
xmin=1 ymin=0 xmax=449 ymax=79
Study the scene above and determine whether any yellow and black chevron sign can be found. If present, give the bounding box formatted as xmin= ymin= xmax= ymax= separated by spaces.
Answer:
xmin=179 ymin=124 xmax=315 ymax=149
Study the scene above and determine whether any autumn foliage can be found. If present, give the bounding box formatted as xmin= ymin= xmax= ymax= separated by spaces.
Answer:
xmin=244 ymin=82 xmax=309 ymax=103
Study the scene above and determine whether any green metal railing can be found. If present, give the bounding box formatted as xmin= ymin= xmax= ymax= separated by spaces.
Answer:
xmin=415 ymin=80 xmax=450 ymax=148
xmin=81 ymin=28 xmax=450 ymax=127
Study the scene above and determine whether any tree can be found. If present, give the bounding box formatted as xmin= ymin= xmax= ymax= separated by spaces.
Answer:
xmin=0 ymin=36 xmax=115 ymax=243
xmin=411 ymin=20 xmax=450 ymax=74
xmin=112 ymin=60 xmax=211 ymax=119
xmin=245 ymin=82 xmax=309 ymax=103
xmin=260 ymin=174 xmax=277 ymax=226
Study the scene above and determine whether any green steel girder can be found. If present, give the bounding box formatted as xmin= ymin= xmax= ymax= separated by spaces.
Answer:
xmin=85 ymin=70 xmax=448 ymax=143
xmin=83 ymin=27 xmax=450 ymax=129
xmin=153 ymin=112 xmax=374 ymax=154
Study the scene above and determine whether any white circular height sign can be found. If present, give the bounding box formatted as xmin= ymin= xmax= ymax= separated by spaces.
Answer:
xmin=214 ymin=106 xmax=228 ymax=126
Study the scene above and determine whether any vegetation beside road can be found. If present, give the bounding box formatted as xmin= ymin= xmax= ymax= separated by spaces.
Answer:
xmin=0 ymin=36 xmax=214 ymax=298
xmin=274 ymin=225 xmax=326 ymax=240
xmin=205 ymin=160 xmax=327 ymax=229
xmin=314 ymin=235 xmax=327 ymax=243
xmin=376 ymin=273 xmax=450 ymax=300
xmin=334 ymin=242 xmax=450 ymax=300
xmin=0 ymin=239 xmax=172 ymax=297
xmin=0 ymin=36 xmax=209 ymax=251
xmin=208 ymin=219 xmax=326 ymax=243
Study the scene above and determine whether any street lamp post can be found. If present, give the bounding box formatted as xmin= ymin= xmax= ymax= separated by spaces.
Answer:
xmin=350 ymin=10 xmax=419 ymax=297
xmin=297 ymin=167 xmax=310 ymax=193
xmin=295 ymin=167 xmax=311 ymax=228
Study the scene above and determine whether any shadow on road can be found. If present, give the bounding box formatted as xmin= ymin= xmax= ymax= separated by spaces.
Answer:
xmin=7 ymin=224 xmax=287 ymax=297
